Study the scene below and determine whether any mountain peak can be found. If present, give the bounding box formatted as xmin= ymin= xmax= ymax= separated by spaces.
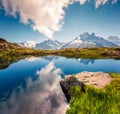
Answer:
xmin=62 ymin=32 xmax=116 ymax=48
xmin=80 ymin=32 xmax=90 ymax=38
xmin=91 ymin=32 xmax=95 ymax=37
xmin=18 ymin=32 xmax=118 ymax=50
xmin=19 ymin=39 xmax=65 ymax=50
xmin=80 ymin=32 xmax=96 ymax=39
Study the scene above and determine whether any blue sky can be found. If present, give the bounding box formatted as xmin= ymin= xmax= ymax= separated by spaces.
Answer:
xmin=0 ymin=0 xmax=120 ymax=43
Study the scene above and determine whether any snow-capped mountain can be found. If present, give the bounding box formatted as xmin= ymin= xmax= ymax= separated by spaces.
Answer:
xmin=18 ymin=40 xmax=65 ymax=50
xmin=35 ymin=39 xmax=65 ymax=50
xmin=77 ymin=58 xmax=95 ymax=65
xmin=42 ymin=56 xmax=60 ymax=61
xmin=18 ymin=32 xmax=118 ymax=50
xmin=62 ymin=32 xmax=116 ymax=48
xmin=107 ymin=36 xmax=120 ymax=46
xmin=18 ymin=41 xmax=37 ymax=48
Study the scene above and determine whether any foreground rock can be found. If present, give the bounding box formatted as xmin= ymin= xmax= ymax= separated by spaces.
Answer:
xmin=60 ymin=71 xmax=112 ymax=102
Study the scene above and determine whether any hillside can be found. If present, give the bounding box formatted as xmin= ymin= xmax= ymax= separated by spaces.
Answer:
xmin=0 ymin=38 xmax=21 ymax=51
xmin=0 ymin=38 xmax=53 ymax=58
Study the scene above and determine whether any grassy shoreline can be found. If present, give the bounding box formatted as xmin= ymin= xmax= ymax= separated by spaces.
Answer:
xmin=66 ymin=73 xmax=120 ymax=114
xmin=54 ymin=47 xmax=120 ymax=59
xmin=0 ymin=47 xmax=120 ymax=69
xmin=0 ymin=47 xmax=120 ymax=59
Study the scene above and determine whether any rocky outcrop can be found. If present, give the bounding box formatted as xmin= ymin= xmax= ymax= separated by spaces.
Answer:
xmin=60 ymin=72 xmax=112 ymax=102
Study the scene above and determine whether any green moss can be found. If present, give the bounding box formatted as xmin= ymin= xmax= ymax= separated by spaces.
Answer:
xmin=66 ymin=74 xmax=120 ymax=114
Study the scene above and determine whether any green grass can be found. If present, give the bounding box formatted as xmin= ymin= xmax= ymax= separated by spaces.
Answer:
xmin=66 ymin=73 xmax=120 ymax=114
xmin=54 ymin=47 xmax=120 ymax=59
xmin=1 ymin=46 xmax=120 ymax=59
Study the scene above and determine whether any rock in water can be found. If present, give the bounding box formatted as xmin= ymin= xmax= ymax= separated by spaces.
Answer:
xmin=60 ymin=76 xmax=86 ymax=102
xmin=60 ymin=72 xmax=112 ymax=102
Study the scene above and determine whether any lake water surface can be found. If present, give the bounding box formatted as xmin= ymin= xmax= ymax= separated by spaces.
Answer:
xmin=0 ymin=56 xmax=120 ymax=114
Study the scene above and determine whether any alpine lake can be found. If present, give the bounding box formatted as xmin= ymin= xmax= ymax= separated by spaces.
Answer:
xmin=0 ymin=56 xmax=120 ymax=114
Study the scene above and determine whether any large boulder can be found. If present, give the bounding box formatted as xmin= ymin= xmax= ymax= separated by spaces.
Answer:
xmin=60 ymin=72 xmax=112 ymax=102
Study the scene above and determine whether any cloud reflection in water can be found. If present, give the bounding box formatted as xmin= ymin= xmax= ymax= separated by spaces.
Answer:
xmin=0 ymin=62 xmax=68 ymax=114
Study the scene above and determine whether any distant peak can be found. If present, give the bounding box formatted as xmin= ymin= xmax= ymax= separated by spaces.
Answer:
xmin=81 ymin=32 xmax=96 ymax=36
xmin=82 ymin=32 xmax=89 ymax=35
xmin=80 ymin=32 xmax=90 ymax=38
xmin=108 ymin=36 xmax=120 ymax=39
xmin=91 ymin=32 xmax=95 ymax=36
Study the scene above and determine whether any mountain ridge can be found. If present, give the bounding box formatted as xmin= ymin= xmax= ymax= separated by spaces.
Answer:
xmin=18 ymin=32 xmax=119 ymax=50
xmin=18 ymin=39 xmax=65 ymax=50
xmin=62 ymin=32 xmax=116 ymax=48
xmin=107 ymin=36 xmax=120 ymax=46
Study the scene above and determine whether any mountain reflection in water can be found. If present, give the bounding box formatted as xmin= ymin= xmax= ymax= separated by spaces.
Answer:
xmin=0 ymin=62 xmax=68 ymax=114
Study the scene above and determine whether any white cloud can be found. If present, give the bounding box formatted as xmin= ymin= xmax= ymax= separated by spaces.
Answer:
xmin=95 ymin=0 xmax=118 ymax=8
xmin=70 ymin=0 xmax=88 ymax=5
xmin=79 ymin=0 xmax=87 ymax=5
xmin=95 ymin=0 xmax=108 ymax=8
xmin=1 ymin=0 xmax=117 ymax=39
xmin=25 ymin=56 xmax=42 ymax=62
xmin=1 ymin=0 xmax=70 ymax=39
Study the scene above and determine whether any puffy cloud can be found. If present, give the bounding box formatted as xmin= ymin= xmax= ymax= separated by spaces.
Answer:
xmin=1 ymin=0 xmax=117 ymax=39
xmin=79 ymin=0 xmax=87 ymax=5
xmin=95 ymin=0 xmax=108 ymax=8
xmin=1 ymin=0 xmax=70 ymax=39
xmin=95 ymin=0 xmax=118 ymax=8
xmin=70 ymin=0 xmax=87 ymax=5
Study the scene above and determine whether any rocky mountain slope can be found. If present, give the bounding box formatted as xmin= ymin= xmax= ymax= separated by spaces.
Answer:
xmin=19 ymin=39 xmax=65 ymax=50
xmin=107 ymin=36 xmax=120 ymax=46
xmin=35 ymin=39 xmax=65 ymax=50
xmin=62 ymin=32 xmax=116 ymax=48
xmin=18 ymin=32 xmax=120 ymax=50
